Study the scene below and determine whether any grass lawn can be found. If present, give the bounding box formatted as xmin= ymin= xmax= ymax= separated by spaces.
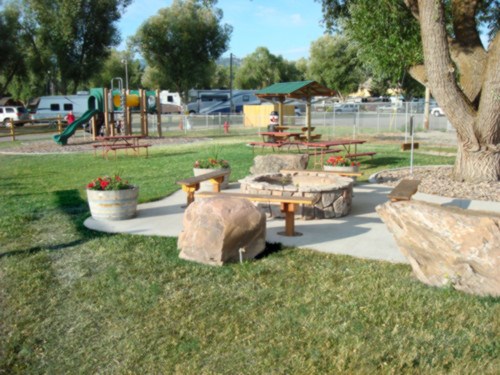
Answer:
xmin=0 ymin=138 xmax=498 ymax=374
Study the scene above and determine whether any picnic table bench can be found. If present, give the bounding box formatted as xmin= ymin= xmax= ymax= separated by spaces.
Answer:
xmin=387 ymin=179 xmax=421 ymax=201
xmin=176 ymin=169 xmax=231 ymax=207
xmin=345 ymin=151 xmax=377 ymax=159
xmin=94 ymin=135 xmax=151 ymax=159
xmin=196 ymin=191 xmax=315 ymax=237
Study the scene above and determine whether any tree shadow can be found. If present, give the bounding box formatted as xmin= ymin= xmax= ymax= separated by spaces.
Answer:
xmin=1 ymin=189 xmax=107 ymax=258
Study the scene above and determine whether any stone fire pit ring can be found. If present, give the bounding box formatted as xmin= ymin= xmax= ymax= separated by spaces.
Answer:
xmin=239 ymin=170 xmax=354 ymax=219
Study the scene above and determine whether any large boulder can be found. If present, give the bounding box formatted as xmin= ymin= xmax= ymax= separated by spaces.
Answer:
xmin=250 ymin=154 xmax=309 ymax=175
xmin=178 ymin=196 xmax=266 ymax=265
xmin=376 ymin=200 xmax=500 ymax=297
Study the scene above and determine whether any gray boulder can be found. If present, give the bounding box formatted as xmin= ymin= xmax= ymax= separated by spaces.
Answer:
xmin=250 ymin=154 xmax=309 ymax=175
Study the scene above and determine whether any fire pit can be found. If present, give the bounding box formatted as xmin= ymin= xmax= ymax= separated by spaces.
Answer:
xmin=239 ymin=171 xmax=354 ymax=218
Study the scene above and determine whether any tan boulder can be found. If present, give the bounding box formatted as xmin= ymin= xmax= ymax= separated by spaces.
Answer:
xmin=250 ymin=154 xmax=309 ymax=175
xmin=178 ymin=196 xmax=266 ymax=265
xmin=376 ymin=200 xmax=500 ymax=297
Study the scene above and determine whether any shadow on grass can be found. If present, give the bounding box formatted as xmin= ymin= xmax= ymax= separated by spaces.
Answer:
xmin=255 ymin=242 xmax=285 ymax=259
xmin=362 ymin=156 xmax=406 ymax=167
xmin=0 ymin=189 xmax=106 ymax=259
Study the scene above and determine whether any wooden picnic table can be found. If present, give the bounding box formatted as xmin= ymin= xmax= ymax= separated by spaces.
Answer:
xmin=94 ymin=135 xmax=150 ymax=159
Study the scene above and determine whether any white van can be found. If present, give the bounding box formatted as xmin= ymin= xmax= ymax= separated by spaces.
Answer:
xmin=31 ymin=94 xmax=89 ymax=122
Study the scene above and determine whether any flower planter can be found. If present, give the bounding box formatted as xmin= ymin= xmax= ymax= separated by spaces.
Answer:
xmin=87 ymin=186 xmax=139 ymax=220
xmin=193 ymin=168 xmax=231 ymax=191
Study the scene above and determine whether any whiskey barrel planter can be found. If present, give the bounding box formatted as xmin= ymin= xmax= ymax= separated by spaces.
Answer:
xmin=87 ymin=186 xmax=139 ymax=220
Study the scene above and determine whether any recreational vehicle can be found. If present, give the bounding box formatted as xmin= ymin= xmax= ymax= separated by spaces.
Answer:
xmin=187 ymin=90 xmax=260 ymax=114
xmin=30 ymin=94 xmax=90 ymax=122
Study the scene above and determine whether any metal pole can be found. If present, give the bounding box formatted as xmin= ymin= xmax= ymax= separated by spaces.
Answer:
xmin=122 ymin=59 xmax=129 ymax=92
xmin=410 ymin=116 xmax=415 ymax=175
xmin=229 ymin=53 xmax=233 ymax=114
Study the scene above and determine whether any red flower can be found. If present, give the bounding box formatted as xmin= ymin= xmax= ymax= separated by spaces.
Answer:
xmin=87 ymin=182 xmax=95 ymax=188
xmin=100 ymin=180 xmax=110 ymax=189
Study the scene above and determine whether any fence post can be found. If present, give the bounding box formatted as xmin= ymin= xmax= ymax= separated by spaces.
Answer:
xmin=9 ymin=119 xmax=15 ymax=141
xmin=57 ymin=115 xmax=62 ymax=134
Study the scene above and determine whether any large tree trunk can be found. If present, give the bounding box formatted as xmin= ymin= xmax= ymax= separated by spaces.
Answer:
xmin=417 ymin=0 xmax=500 ymax=182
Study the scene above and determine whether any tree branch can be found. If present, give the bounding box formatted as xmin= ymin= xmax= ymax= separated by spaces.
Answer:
xmin=403 ymin=0 xmax=420 ymax=20
xmin=408 ymin=64 xmax=427 ymax=85
xmin=418 ymin=0 xmax=478 ymax=149
xmin=477 ymin=32 xmax=500 ymax=149
xmin=448 ymin=0 xmax=487 ymax=103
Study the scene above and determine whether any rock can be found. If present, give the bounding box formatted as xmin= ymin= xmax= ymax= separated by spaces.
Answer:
xmin=250 ymin=154 xmax=309 ymax=175
xmin=376 ymin=200 xmax=500 ymax=297
xmin=178 ymin=196 xmax=266 ymax=265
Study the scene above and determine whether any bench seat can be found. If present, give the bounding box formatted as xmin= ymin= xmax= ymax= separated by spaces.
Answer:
xmin=176 ymin=169 xmax=230 ymax=207
xmin=387 ymin=179 xmax=421 ymax=201
xmin=345 ymin=152 xmax=377 ymax=159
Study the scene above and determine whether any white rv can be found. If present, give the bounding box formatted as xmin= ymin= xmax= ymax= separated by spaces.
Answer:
xmin=159 ymin=91 xmax=182 ymax=114
xmin=30 ymin=94 xmax=90 ymax=122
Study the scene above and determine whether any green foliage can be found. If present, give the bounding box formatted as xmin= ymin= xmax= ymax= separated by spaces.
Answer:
xmin=308 ymin=34 xmax=365 ymax=97
xmin=88 ymin=49 xmax=143 ymax=89
xmin=1 ymin=0 xmax=131 ymax=98
xmin=234 ymin=47 xmax=303 ymax=89
xmin=133 ymin=0 xmax=232 ymax=101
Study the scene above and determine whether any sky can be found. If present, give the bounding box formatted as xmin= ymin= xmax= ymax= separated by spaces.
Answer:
xmin=117 ymin=0 xmax=327 ymax=61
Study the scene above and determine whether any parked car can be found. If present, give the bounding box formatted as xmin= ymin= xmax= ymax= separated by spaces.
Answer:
xmin=0 ymin=106 xmax=30 ymax=127
xmin=334 ymin=103 xmax=359 ymax=113
xmin=431 ymin=107 xmax=445 ymax=117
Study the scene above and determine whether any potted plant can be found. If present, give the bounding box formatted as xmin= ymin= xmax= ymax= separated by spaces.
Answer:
xmin=86 ymin=175 xmax=139 ymax=220
xmin=324 ymin=155 xmax=360 ymax=179
xmin=193 ymin=147 xmax=231 ymax=190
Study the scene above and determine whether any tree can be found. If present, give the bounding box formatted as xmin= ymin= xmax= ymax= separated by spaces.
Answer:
xmin=308 ymin=34 xmax=364 ymax=98
xmin=319 ymin=0 xmax=500 ymax=182
xmin=88 ymin=49 xmax=143 ymax=89
xmin=133 ymin=0 xmax=232 ymax=101
xmin=16 ymin=0 xmax=132 ymax=94
xmin=234 ymin=47 xmax=303 ymax=89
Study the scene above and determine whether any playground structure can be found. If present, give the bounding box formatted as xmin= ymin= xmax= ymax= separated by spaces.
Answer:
xmin=53 ymin=79 xmax=162 ymax=145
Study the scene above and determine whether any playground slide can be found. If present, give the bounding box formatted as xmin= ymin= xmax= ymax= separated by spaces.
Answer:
xmin=53 ymin=109 xmax=99 ymax=145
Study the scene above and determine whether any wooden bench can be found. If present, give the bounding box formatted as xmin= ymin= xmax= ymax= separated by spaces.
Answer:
xmin=176 ymin=169 xmax=231 ymax=207
xmin=345 ymin=152 xmax=377 ymax=159
xmin=280 ymin=168 xmax=363 ymax=178
xmin=196 ymin=191 xmax=315 ymax=237
xmin=387 ymin=179 xmax=421 ymax=201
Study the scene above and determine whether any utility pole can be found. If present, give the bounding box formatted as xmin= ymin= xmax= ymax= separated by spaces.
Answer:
xmin=121 ymin=58 xmax=129 ymax=92
xmin=229 ymin=53 xmax=234 ymax=113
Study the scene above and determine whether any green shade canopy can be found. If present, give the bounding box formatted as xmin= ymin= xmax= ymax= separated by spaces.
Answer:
xmin=255 ymin=80 xmax=337 ymax=100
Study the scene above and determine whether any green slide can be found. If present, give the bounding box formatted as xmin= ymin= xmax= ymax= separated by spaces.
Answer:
xmin=53 ymin=109 xmax=99 ymax=145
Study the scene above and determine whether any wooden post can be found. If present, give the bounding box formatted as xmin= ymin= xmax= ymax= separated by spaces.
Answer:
xmin=57 ymin=115 xmax=62 ymax=134
xmin=156 ymin=89 xmax=162 ymax=137
xmin=104 ymin=88 xmax=110 ymax=136
xmin=9 ymin=119 xmax=15 ymax=141
xmin=306 ymin=98 xmax=312 ymax=142
xmin=278 ymin=97 xmax=284 ymax=127
xmin=141 ymin=89 xmax=148 ymax=136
